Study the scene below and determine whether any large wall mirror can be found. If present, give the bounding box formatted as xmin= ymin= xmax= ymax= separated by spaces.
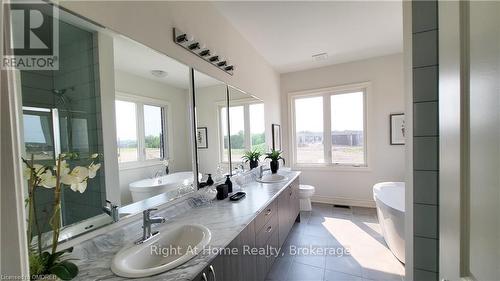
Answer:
xmin=193 ymin=70 xmax=230 ymax=182
xmin=13 ymin=2 xmax=266 ymax=248
xmin=16 ymin=6 xmax=196 ymax=246
xmin=192 ymin=72 xmax=266 ymax=186
xmin=227 ymin=86 xmax=266 ymax=172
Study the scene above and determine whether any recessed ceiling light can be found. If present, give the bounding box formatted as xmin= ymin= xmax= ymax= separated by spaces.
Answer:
xmin=151 ymin=70 xmax=167 ymax=78
xmin=312 ymin=52 xmax=328 ymax=61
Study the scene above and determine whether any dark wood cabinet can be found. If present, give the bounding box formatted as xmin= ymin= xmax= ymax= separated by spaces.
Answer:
xmin=192 ymin=177 xmax=300 ymax=281
xmin=278 ymin=178 xmax=300 ymax=247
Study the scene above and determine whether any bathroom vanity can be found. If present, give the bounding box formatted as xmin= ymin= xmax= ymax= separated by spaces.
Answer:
xmin=193 ymin=174 xmax=300 ymax=281
xmin=13 ymin=4 xmax=286 ymax=280
xmin=69 ymin=170 xmax=300 ymax=280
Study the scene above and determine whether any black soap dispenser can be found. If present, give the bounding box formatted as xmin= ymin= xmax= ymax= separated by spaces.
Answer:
xmin=206 ymin=174 xmax=214 ymax=186
xmin=225 ymin=175 xmax=233 ymax=193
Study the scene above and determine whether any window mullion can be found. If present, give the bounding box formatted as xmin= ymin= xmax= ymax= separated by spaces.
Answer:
xmin=323 ymin=94 xmax=332 ymax=164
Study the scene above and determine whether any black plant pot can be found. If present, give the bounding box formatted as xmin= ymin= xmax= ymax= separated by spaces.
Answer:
xmin=270 ymin=160 xmax=279 ymax=174
xmin=249 ymin=160 xmax=259 ymax=170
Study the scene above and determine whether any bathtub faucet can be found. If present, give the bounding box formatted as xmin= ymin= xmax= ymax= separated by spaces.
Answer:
xmin=153 ymin=169 xmax=165 ymax=179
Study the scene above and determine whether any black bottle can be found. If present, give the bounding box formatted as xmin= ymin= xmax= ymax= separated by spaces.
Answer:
xmin=206 ymin=174 xmax=214 ymax=186
xmin=225 ymin=175 xmax=233 ymax=193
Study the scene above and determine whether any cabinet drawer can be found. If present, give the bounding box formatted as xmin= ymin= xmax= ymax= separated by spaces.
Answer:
xmin=255 ymin=200 xmax=277 ymax=232
xmin=256 ymin=210 xmax=278 ymax=247
xmin=256 ymin=222 xmax=280 ymax=281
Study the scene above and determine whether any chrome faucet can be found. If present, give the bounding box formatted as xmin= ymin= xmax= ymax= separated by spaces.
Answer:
xmin=102 ymin=200 xmax=120 ymax=222
xmin=258 ymin=165 xmax=270 ymax=179
xmin=135 ymin=208 xmax=166 ymax=245
xmin=237 ymin=163 xmax=245 ymax=174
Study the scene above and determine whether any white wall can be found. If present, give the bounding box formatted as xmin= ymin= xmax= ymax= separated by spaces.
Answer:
xmin=114 ymin=70 xmax=192 ymax=204
xmin=280 ymin=54 xmax=405 ymax=206
xmin=58 ymin=1 xmax=281 ymax=151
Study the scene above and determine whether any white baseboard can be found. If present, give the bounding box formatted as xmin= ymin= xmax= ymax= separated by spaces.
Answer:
xmin=311 ymin=195 xmax=376 ymax=208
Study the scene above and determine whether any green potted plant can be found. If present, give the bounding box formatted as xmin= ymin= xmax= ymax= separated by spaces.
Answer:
xmin=23 ymin=152 xmax=101 ymax=280
xmin=265 ymin=150 xmax=285 ymax=174
xmin=241 ymin=149 xmax=262 ymax=170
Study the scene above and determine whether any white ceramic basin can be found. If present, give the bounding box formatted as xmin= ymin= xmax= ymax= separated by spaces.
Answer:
xmin=256 ymin=174 xmax=288 ymax=183
xmin=111 ymin=224 xmax=211 ymax=278
xmin=129 ymin=172 xmax=201 ymax=202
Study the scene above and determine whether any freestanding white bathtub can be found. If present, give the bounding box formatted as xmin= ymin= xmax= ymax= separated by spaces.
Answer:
xmin=373 ymin=182 xmax=405 ymax=263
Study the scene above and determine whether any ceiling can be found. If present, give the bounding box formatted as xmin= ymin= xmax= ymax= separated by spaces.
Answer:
xmin=113 ymin=36 xmax=222 ymax=89
xmin=214 ymin=1 xmax=403 ymax=73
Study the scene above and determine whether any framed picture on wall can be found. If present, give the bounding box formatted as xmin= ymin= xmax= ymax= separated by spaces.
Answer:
xmin=196 ymin=127 xmax=208 ymax=149
xmin=390 ymin=113 xmax=405 ymax=145
xmin=272 ymin=124 xmax=281 ymax=151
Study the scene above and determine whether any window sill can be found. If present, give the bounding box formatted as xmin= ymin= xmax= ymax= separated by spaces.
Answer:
xmin=292 ymin=164 xmax=371 ymax=172
xmin=119 ymin=160 xmax=166 ymax=171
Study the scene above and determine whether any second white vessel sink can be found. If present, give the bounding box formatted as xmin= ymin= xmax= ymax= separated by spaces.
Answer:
xmin=111 ymin=224 xmax=211 ymax=278
xmin=256 ymin=174 xmax=288 ymax=183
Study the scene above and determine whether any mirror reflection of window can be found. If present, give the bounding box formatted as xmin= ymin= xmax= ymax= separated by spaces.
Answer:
xmin=143 ymin=105 xmax=165 ymax=160
xmin=220 ymin=100 xmax=266 ymax=165
xmin=115 ymin=100 xmax=138 ymax=163
xmin=250 ymin=103 xmax=265 ymax=152
xmin=229 ymin=105 xmax=245 ymax=161
xmin=22 ymin=110 xmax=54 ymax=161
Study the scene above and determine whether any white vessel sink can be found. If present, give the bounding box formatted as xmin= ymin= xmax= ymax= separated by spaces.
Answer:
xmin=111 ymin=224 xmax=211 ymax=278
xmin=256 ymin=174 xmax=288 ymax=183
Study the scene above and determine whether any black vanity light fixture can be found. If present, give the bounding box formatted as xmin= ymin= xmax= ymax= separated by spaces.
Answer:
xmin=174 ymin=28 xmax=234 ymax=75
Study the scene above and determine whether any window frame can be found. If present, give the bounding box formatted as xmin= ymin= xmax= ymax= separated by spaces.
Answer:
xmin=288 ymin=82 xmax=370 ymax=170
xmin=217 ymin=98 xmax=265 ymax=164
xmin=115 ymin=92 xmax=171 ymax=170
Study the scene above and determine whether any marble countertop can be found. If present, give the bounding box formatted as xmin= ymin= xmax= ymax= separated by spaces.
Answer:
xmin=71 ymin=169 xmax=300 ymax=281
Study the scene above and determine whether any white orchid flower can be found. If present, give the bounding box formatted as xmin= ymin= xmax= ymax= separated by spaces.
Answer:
xmin=91 ymin=153 xmax=99 ymax=159
xmin=61 ymin=166 xmax=90 ymax=193
xmin=71 ymin=166 xmax=89 ymax=179
xmin=70 ymin=179 xmax=87 ymax=193
xmin=88 ymin=163 xmax=101 ymax=179
xmin=56 ymin=160 xmax=71 ymax=176
xmin=39 ymin=170 xmax=56 ymax=188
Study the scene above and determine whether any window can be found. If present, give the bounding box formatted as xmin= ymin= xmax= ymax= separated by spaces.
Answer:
xmin=331 ymin=92 xmax=364 ymax=165
xmin=115 ymin=96 xmax=167 ymax=166
xmin=291 ymin=84 xmax=367 ymax=167
xmin=219 ymin=102 xmax=265 ymax=162
xmin=295 ymin=96 xmax=324 ymax=164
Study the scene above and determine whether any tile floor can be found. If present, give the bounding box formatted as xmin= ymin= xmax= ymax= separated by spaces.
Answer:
xmin=266 ymin=203 xmax=405 ymax=281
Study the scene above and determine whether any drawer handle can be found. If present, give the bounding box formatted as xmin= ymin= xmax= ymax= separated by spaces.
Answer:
xmin=202 ymin=272 xmax=208 ymax=281
xmin=265 ymin=209 xmax=272 ymax=216
xmin=209 ymin=265 xmax=216 ymax=281
xmin=266 ymin=225 xmax=272 ymax=233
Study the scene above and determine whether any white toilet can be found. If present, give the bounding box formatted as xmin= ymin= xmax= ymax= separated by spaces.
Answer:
xmin=299 ymin=184 xmax=315 ymax=211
